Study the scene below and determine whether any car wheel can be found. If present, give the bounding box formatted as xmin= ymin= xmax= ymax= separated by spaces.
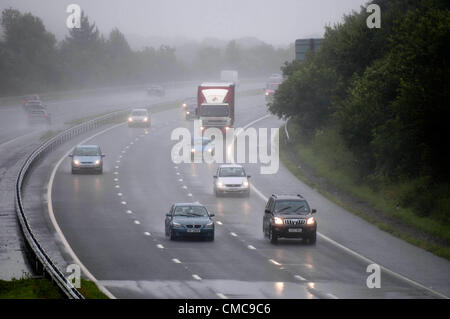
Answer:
xmin=71 ymin=168 xmax=76 ymax=174
xmin=308 ymin=232 xmax=317 ymax=245
xmin=269 ymin=227 xmax=278 ymax=244
xmin=170 ymin=229 xmax=176 ymax=241
xmin=215 ymin=189 xmax=221 ymax=197
xmin=208 ymin=232 xmax=215 ymax=241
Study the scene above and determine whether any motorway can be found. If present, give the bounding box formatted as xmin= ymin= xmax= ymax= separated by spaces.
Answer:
xmin=45 ymin=89 xmax=450 ymax=299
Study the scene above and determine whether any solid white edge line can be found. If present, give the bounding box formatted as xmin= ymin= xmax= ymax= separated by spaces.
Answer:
xmin=47 ymin=122 xmax=125 ymax=299
xmin=235 ymin=113 xmax=448 ymax=299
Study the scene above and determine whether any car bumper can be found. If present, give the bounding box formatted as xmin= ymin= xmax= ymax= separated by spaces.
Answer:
xmin=272 ymin=225 xmax=316 ymax=238
xmin=216 ymin=186 xmax=249 ymax=194
xmin=72 ymin=165 xmax=102 ymax=171
xmin=171 ymin=228 xmax=214 ymax=237
xmin=128 ymin=121 xmax=149 ymax=127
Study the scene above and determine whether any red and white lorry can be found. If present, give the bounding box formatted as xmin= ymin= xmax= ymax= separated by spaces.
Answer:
xmin=197 ymin=82 xmax=235 ymax=130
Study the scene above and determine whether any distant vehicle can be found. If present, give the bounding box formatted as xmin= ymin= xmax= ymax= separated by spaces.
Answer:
xmin=147 ymin=85 xmax=165 ymax=97
xmin=265 ymin=82 xmax=281 ymax=103
xmin=220 ymin=70 xmax=239 ymax=87
xmin=213 ymin=164 xmax=250 ymax=197
xmin=263 ymin=194 xmax=317 ymax=244
xmin=69 ymin=145 xmax=105 ymax=174
xmin=268 ymin=73 xmax=282 ymax=81
xmin=191 ymin=137 xmax=215 ymax=161
xmin=197 ymin=82 xmax=235 ymax=130
xmin=22 ymin=95 xmax=41 ymax=107
xmin=26 ymin=104 xmax=51 ymax=125
xmin=23 ymin=99 xmax=44 ymax=112
xmin=165 ymin=203 xmax=215 ymax=241
xmin=128 ymin=108 xmax=150 ymax=128
xmin=185 ymin=103 xmax=198 ymax=120
xmin=181 ymin=97 xmax=196 ymax=109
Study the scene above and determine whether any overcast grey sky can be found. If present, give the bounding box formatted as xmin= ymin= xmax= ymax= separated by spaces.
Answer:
xmin=0 ymin=0 xmax=368 ymax=46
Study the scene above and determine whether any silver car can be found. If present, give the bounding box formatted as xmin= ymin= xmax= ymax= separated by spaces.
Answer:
xmin=213 ymin=164 xmax=250 ymax=197
xmin=128 ymin=108 xmax=151 ymax=128
xmin=69 ymin=145 xmax=105 ymax=174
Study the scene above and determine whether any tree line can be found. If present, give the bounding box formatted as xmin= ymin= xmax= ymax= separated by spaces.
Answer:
xmin=270 ymin=0 xmax=450 ymax=222
xmin=0 ymin=8 xmax=291 ymax=96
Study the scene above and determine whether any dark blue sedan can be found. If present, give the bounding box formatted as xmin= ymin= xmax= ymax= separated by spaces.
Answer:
xmin=165 ymin=203 xmax=215 ymax=241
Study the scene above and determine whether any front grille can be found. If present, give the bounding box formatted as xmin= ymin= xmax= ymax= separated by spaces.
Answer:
xmin=186 ymin=225 xmax=202 ymax=228
xmin=81 ymin=162 xmax=93 ymax=164
xmin=283 ymin=219 xmax=305 ymax=225
xmin=226 ymin=184 xmax=241 ymax=187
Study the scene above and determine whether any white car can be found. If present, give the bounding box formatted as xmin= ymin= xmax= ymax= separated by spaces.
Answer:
xmin=213 ymin=164 xmax=250 ymax=197
xmin=128 ymin=108 xmax=150 ymax=128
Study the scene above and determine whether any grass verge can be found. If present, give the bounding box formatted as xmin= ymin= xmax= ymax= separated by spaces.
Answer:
xmin=0 ymin=276 xmax=108 ymax=299
xmin=279 ymin=123 xmax=450 ymax=260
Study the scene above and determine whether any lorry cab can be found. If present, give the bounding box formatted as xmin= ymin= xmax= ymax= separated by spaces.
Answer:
xmin=197 ymin=82 xmax=235 ymax=131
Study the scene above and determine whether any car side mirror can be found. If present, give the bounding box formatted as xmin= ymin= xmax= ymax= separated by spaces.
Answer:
xmin=166 ymin=213 xmax=171 ymax=217
xmin=247 ymin=175 xmax=251 ymax=178
xmin=101 ymin=154 xmax=106 ymax=158
xmin=264 ymin=209 xmax=271 ymax=214
xmin=213 ymin=175 xmax=217 ymax=179
xmin=312 ymin=209 xmax=317 ymax=214
xmin=68 ymin=154 xmax=73 ymax=158
xmin=209 ymin=214 xmax=215 ymax=217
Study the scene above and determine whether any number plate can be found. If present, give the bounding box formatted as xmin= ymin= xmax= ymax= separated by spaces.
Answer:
xmin=187 ymin=229 xmax=201 ymax=233
xmin=288 ymin=228 xmax=302 ymax=233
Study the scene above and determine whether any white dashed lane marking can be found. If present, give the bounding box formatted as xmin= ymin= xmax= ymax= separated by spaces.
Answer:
xmin=134 ymin=220 xmax=141 ymax=225
xmin=192 ymin=274 xmax=202 ymax=281
xmin=172 ymin=258 xmax=181 ymax=264
xmin=269 ymin=259 xmax=282 ymax=266
xmin=157 ymin=244 xmax=164 ymax=249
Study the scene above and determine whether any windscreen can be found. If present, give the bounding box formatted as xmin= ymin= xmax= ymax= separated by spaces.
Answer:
xmin=174 ymin=206 xmax=209 ymax=217
xmin=74 ymin=147 xmax=100 ymax=156
xmin=200 ymin=104 xmax=229 ymax=117
xmin=219 ymin=167 xmax=246 ymax=177
xmin=131 ymin=110 xmax=147 ymax=116
xmin=274 ymin=200 xmax=310 ymax=215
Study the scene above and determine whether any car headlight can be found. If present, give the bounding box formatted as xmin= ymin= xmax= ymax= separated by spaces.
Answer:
xmin=307 ymin=217 xmax=315 ymax=225
xmin=274 ymin=217 xmax=283 ymax=225
xmin=265 ymin=92 xmax=269 ymax=96
xmin=205 ymin=221 xmax=214 ymax=227
xmin=186 ymin=111 xmax=190 ymax=114
xmin=182 ymin=103 xmax=187 ymax=107
xmin=207 ymin=148 xmax=212 ymax=153
xmin=191 ymin=148 xmax=195 ymax=153
xmin=172 ymin=222 xmax=181 ymax=227
xmin=94 ymin=160 xmax=100 ymax=165
xmin=73 ymin=159 xmax=80 ymax=166
xmin=128 ymin=117 xmax=133 ymax=122
xmin=216 ymin=182 xmax=224 ymax=188
xmin=143 ymin=117 xmax=148 ymax=122
xmin=242 ymin=181 xmax=249 ymax=188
